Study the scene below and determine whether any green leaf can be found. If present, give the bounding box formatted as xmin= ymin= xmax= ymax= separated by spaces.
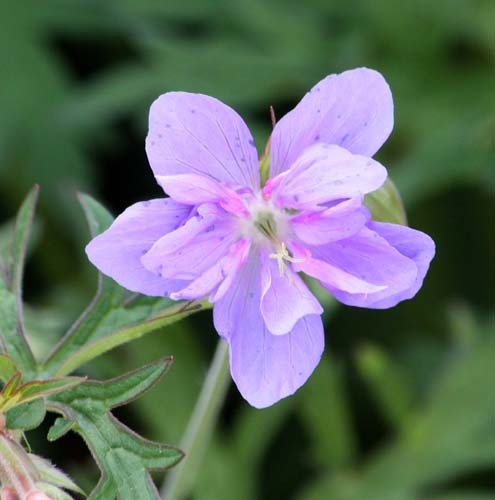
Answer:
xmin=0 ymin=186 xmax=38 ymax=376
xmin=54 ymin=299 xmax=209 ymax=377
xmin=49 ymin=359 xmax=184 ymax=500
xmin=0 ymin=354 xmax=17 ymax=383
xmin=47 ymin=417 xmax=75 ymax=442
xmin=17 ymin=376 xmax=85 ymax=402
xmin=298 ymin=355 xmax=356 ymax=468
xmin=365 ymin=178 xmax=407 ymax=225
xmin=42 ymin=193 xmax=127 ymax=371
xmin=6 ymin=399 xmax=46 ymax=430
xmin=1 ymin=375 xmax=85 ymax=413
xmin=29 ymin=453 xmax=85 ymax=495
xmin=355 ymin=344 xmax=415 ymax=430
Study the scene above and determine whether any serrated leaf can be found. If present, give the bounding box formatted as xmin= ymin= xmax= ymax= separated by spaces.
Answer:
xmin=365 ymin=177 xmax=407 ymax=225
xmin=0 ymin=186 xmax=38 ymax=376
xmin=49 ymin=359 xmax=184 ymax=500
xmin=6 ymin=399 xmax=46 ymax=430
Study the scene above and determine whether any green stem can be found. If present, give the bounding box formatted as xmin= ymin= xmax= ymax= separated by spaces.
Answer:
xmin=160 ymin=339 xmax=230 ymax=500
xmin=54 ymin=300 xmax=210 ymax=377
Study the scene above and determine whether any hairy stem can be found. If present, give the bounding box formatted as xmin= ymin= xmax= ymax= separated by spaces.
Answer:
xmin=160 ymin=339 xmax=230 ymax=500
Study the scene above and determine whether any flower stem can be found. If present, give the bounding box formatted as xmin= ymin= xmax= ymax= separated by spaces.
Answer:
xmin=160 ymin=339 xmax=230 ymax=500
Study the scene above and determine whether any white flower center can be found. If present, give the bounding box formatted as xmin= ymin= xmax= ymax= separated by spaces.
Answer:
xmin=238 ymin=196 xmax=302 ymax=277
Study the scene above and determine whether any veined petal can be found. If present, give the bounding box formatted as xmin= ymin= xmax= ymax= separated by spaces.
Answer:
xmin=141 ymin=204 xmax=238 ymax=280
xmin=273 ymin=144 xmax=387 ymax=210
xmin=330 ymin=222 xmax=435 ymax=308
xmin=305 ymin=226 xmax=420 ymax=308
xmin=260 ymin=252 xmax=323 ymax=335
xmin=214 ymin=253 xmax=324 ymax=408
xmin=147 ymin=92 xmax=260 ymax=189
xmin=290 ymin=242 xmax=387 ymax=294
xmin=85 ymin=199 xmax=191 ymax=296
xmin=171 ymin=239 xmax=251 ymax=301
xmin=290 ymin=204 xmax=370 ymax=245
xmin=270 ymin=67 xmax=393 ymax=176
xmin=156 ymin=173 xmax=249 ymax=217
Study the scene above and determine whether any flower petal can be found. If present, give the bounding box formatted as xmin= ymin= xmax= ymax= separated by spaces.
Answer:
xmin=214 ymin=253 xmax=324 ymax=408
xmin=85 ymin=199 xmax=191 ymax=296
xmin=270 ymin=68 xmax=393 ymax=176
xmin=141 ymin=203 xmax=238 ymax=280
xmin=260 ymin=252 xmax=323 ymax=335
xmin=290 ymin=203 xmax=370 ymax=245
xmin=272 ymin=144 xmax=387 ymax=210
xmin=308 ymin=226 xmax=422 ymax=308
xmin=156 ymin=173 xmax=249 ymax=217
xmin=348 ymin=221 xmax=435 ymax=308
xmin=146 ymin=92 xmax=260 ymax=189
xmin=290 ymin=241 xmax=387 ymax=295
xmin=170 ymin=239 xmax=251 ymax=301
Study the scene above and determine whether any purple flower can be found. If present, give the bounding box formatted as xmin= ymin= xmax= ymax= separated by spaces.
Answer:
xmin=86 ymin=68 xmax=435 ymax=408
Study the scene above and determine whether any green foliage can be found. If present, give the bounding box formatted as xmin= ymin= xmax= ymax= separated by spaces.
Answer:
xmin=6 ymin=400 xmax=46 ymax=431
xmin=0 ymin=186 xmax=38 ymax=376
xmin=48 ymin=359 xmax=184 ymax=500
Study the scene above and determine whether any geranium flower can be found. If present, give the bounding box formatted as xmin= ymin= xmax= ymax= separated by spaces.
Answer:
xmin=86 ymin=68 xmax=435 ymax=408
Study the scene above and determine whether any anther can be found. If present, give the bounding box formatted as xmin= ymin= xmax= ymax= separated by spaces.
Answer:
xmin=269 ymin=242 xmax=305 ymax=279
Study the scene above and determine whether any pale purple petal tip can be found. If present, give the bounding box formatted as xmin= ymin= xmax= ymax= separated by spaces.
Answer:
xmin=270 ymin=67 xmax=394 ymax=176
xmin=214 ymin=253 xmax=324 ymax=408
xmin=321 ymin=223 xmax=434 ymax=308
xmin=146 ymin=92 xmax=260 ymax=189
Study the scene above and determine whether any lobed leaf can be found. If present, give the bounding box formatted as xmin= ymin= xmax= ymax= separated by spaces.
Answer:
xmin=48 ymin=359 xmax=184 ymax=500
xmin=0 ymin=186 xmax=39 ymax=377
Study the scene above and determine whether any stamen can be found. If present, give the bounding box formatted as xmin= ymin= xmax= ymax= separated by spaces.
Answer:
xmin=269 ymin=242 xmax=305 ymax=280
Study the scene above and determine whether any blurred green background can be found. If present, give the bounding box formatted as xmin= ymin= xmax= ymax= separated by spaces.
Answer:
xmin=0 ymin=0 xmax=494 ymax=499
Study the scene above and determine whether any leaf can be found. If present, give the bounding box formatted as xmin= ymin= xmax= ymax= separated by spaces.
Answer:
xmin=0 ymin=354 xmax=17 ymax=383
xmin=0 ymin=186 xmax=38 ymax=376
xmin=365 ymin=177 xmax=407 ymax=225
xmin=42 ymin=193 xmax=127 ymax=371
xmin=355 ymin=344 xmax=415 ymax=430
xmin=17 ymin=376 xmax=85 ymax=402
xmin=6 ymin=399 xmax=46 ymax=430
xmin=0 ymin=375 xmax=85 ymax=413
xmin=298 ymin=355 xmax=356 ymax=468
xmin=54 ymin=299 xmax=209 ymax=377
xmin=48 ymin=359 xmax=184 ymax=500
xmin=29 ymin=453 xmax=85 ymax=495
xmin=47 ymin=417 xmax=74 ymax=442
